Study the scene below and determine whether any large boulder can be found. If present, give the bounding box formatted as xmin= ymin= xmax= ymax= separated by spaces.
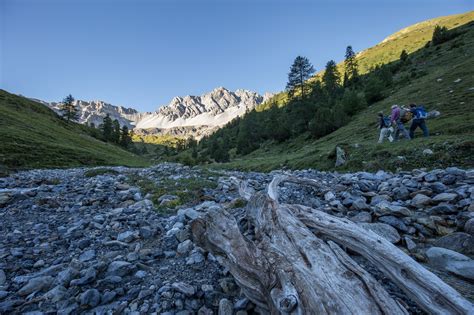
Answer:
xmin=426 ymin=247 xmax=474 ymax=280
xmin=374 ymin=202 xmax=412 ymax=217
xmin=335 ymin=146 xmax=346 ymax=167
xmin=464 ymin=218 xmax=474 ymax=236
xmin=432 ymin=193 xmax=457 ymax=203
xmin=411 ymin=194 xmax=432 ymax=208
xmin=433 ymin=232 xmax=474 ymax=255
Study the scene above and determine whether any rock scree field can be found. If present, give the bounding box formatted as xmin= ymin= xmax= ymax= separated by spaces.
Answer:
xmin=0 ymin=163 xmax=473 ymax=314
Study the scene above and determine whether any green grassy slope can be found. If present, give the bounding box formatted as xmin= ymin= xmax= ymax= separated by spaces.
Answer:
xmin=0 ymin=90 xmax=149 ymax=170
xmin=217 ymin=17 xmax=474 ymax=172
xmin=260 ymin=11 xmax=474 ymax=108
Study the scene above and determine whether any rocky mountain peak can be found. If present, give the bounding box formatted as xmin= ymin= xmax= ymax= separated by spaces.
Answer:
xmin=37 ymin=87 xmax=273 ymax=138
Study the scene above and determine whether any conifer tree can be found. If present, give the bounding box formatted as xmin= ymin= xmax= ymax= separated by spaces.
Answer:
xmin=101 ymin=114 xmax=113 ymax=141
xmin=322 ymin=60 xmax=341 ymax=97
xmin=400 ymin=49 xmax=409 ymax=62
xmin=286 ymin=56 xmax=315 ymax=98
xmin=344 ymin=46 xmax=359 ymax=86
xmin=432 ymin=25 xmax=449 ymax=45
xmin=120 ymin=126 xmax=132 ymax=148
xmin=60 ymin=94 xmax=78 ymax=122
xmin=112 ymin=120 xmax=121 ymax=143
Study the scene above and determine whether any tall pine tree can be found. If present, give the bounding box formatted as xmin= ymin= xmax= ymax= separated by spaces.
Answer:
xmin=102 ymin=114 xmax=113 ymax=141
xmin=112 ymin=120 xmax=121 ymax=144
xmin=344 ymin=46 xmax=359 ymax=87
xmin=286 ymin=56 xmax=315 ymax=99
xmin=119 ymin=126 xmax=132 ymax=148
xmin=322 ymin=60 xmax=341 ymax=98
xmin=60 ymin=94 xmax=78 ymax=122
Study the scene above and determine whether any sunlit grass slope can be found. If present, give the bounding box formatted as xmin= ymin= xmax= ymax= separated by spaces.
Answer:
xmin=218 ymin=16 xmax=474 ymax=172
xmin=0 ymin=90 xmax=149 ymax=170
xmin=260 ymin=11 xmax=474 ymax=109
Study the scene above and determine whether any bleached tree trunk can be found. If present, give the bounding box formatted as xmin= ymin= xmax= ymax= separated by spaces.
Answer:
xmin=192 ymin=175 xmax=473 ymax=314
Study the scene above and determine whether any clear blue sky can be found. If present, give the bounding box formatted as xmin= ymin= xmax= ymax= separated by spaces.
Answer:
xmin=1 ymin=0 xmax=472 ymax=112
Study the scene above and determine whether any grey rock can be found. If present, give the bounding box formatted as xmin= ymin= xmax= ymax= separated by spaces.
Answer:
xmin=374 ymin=202 xmax=412 ymax=217
xmin=219 ymin=278 xmax=239 ymax=295
xmin=411 ymin=194 xmax=431 ymax=208
xmin=434 ymin=232 xmax=474 ymax=255
xmin=139 ymin=226 xmax=153 ymax=239
xmin=393 ymin=186 xmax=410 ymax=201
xmin=186 ymin=251 xmax=205 ymax=265
xmin=432 ymin=192 xmax=457 ymax=202
xmin=79 ymin=249 xmax=96 ymax=262
xmin=0 ymin=291 xmax=8 ymax=300
xmin=198 ymin=306 xmax=213 ymax=315
xmin=428 ymin=204 xmax=457 ymax=215
xmin=80 ymin=288 xmax=101 ymax=308
xmin=370 ymin=195 xmax=391 ymax=206
xmin=44 ymin=285 xmax=68 ymax=303
xmin=351 ymin=198 xmax=369 ymax=211
xmin=430 ymin=182 xmax=448 ymax=194
xmin=55 ymin=268 xmax=79 ymax=287
xmin=70 ymin=267 xmax=96 ymax=286
xmin=442 ymin=174 xmax=456 ymax=185
xmin=0 ymin=270 xmax=5 ymax=286
xmin=18 ymin=276 xmax=54 ymax=296
xmin=218 ymin=298 xmax=233 ymax=315
xmin=0 ymin=192 xmax=12 ymax=206
xmin=101 ymin=291 xmax=117 ymax=304
xmin=335 ymin=146 xmax=346 ymax=167
xmin=107 ymin=261 xmax=135 ymax=277
xmin=464 ymin=218 xmax=474 ymax=236
xmin=359 ymin=223 xmax=400 ymax=243
xmin=426 ymin=247 xmax=474 ymax=280
xmin=378 ymin=215 xmax=409 ymax=232
xmin=324 ymin=191 xmax=336 ymax=201
xmin=172 ymin=282 xmax=195 ymax=296
xmin=177 ymin=240 xmax=193 ymax=255
xmin=404 ymin=236 xmax=417 ymax=252
xmin=424 ymin=173 xmax=438 ymax=182
xmin=117 ymin=231 xmax=136 ymax=243
xmin=350 ymin=211 xmax=372 ymax=223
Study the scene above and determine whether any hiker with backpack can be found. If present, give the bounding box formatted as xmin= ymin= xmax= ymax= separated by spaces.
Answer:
xmin=409 ymin=103 xmax=429 ymax=139
xmin=377 ymin=111 xmax=394 ymax=143
xmin=390 ymin=104 xmax=410 ymax=141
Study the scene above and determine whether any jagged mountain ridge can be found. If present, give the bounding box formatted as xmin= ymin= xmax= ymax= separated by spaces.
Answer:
xmin=42 ymin=87 xmax=273 ymax=137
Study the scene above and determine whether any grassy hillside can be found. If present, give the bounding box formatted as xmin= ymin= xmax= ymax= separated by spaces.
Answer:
xmin=260 ymin=11 xmax=474 ymax=108
xmin=213 ymin=15 xmax=474 ymax=172
xmin=0 ymin=90 xmax=149 ymax=170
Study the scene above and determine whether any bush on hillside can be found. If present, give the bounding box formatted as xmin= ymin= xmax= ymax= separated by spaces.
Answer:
xmin=364 ymin=76 xmax=385 ymax=104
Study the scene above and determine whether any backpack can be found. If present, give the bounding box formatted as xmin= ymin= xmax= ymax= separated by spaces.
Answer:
xmin=400 ymin=109 xmax=413 ymax=123
xmin=415 ymin=106 xmax=428 ymax=119
xmin=383 ymin=116 xmax=391 ymax=127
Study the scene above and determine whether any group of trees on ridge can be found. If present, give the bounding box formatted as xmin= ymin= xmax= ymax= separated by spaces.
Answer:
xmin=59 ymin=96 xmax=133 ymax=149
xmin=191 ymin=24 xmax=463 ymax=163
xmin=197 ymin=45 xmax=392 ymax=162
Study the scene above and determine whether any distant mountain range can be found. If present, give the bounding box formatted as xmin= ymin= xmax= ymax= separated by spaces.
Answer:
xmin=36 ymin=87 xmax=272 ymax=138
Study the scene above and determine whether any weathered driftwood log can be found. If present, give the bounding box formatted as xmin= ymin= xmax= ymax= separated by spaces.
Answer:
xmin=192 ymin=175 xmax=474 ymax=314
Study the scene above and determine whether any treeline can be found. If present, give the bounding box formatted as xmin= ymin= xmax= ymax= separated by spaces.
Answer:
xmin=87 ymin=114 xmax=133 ymax=149
xmin=58 ymin=97 xmax=134 ymax=150
xmin=197 ymin=45 xmax=396 ymax=162
xmin=192 ymin=24 xmax=460 ymax=163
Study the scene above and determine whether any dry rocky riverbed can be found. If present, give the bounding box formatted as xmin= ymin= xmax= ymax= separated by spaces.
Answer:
xmin=0 ymin=163 xmax=473 ymax=314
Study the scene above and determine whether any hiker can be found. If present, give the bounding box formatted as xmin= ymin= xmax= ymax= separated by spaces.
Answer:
xmin=377 ymin=111 xmax=393 ymax=143
xmin=390 ymin=104 xmax=410 ymax=140
xmin=409 ymin=103 xmax=429 ymax=139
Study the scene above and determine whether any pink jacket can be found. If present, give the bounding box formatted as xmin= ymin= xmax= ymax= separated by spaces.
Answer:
xmin=391 ymin=107 xmax=400 ymax=123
